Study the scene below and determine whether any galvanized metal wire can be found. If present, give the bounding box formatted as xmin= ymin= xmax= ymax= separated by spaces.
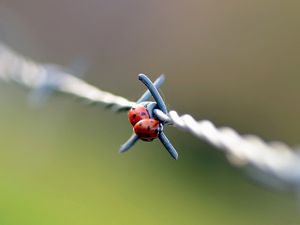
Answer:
xmin=1 ymin=42 xmax=300 ymax=191
xmin=154 ymin=109 xmax=300 ymax=190
xmin=0 ymin=44 xmax=135 ymax=111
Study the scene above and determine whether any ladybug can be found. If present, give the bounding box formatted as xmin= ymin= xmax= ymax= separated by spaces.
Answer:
xmin=128 ymin=104 xmax=150 ymax=126
xmin=133 ymin=119 xmax=161 ymax=142
xmin=120 ymin=74 xmax=178 ymax=160
xmin=128 ymin=104 xmax=161 ymax=142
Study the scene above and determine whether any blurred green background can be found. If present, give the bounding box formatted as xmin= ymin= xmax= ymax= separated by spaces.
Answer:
xmin=0 ymin=1 xmax=300 ymax=224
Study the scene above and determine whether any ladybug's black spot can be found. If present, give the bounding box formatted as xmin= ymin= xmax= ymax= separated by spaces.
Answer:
xmin=141 ymin=112 xmax=146 ymax=116
xmin=139 ymin=122 xmax=143 ymax=126
xmin=150 ymin=120 xmax=154 ymax=123
xmin=132 ymin=114 xmax=136 ymax=118
xmin=147 ymin=126 xmax=150 ymax=130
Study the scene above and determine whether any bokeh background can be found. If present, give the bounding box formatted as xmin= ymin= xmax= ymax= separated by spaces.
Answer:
xmin=0 ymin=1 xmax=300 ymax=225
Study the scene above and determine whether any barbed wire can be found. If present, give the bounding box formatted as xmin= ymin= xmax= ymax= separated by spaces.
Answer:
xmin=1 ymin=42 xmax=300 ymax=192
xmin=154 ymin=109 xmax=300 ymax=189
xmin=0 ymin=44 xmax=135 ymax=111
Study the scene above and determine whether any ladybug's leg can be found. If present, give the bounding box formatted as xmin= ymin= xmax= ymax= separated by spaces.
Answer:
xmin=137 ymin=74 xmax=165 ymax=103
xmin=120 ymin=133 xmax=139 ymax=153
xmin=138 ymin=74 xmax=168 ymax=114
xmin=159 ymin=132 xmax=178 ymax=160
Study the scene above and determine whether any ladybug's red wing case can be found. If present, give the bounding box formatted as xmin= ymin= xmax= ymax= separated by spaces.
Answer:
xmin=128 ymin=104 xmax=150 ymax=126
xmin=134 ymin=119 xmax=160 ymax=142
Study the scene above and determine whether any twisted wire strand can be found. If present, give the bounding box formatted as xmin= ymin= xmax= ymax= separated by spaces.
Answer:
xmin=0 ymin=44 xmax=135 ymax=111
xmin=1 ymin=42 xmax=300 ymax=190
xmin=154 ymin=109 xmax=300 ymax=189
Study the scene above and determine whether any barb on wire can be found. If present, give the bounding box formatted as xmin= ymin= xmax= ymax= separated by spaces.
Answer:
xmin=120 ymin=74 xmax=178 ymax=160
xmin=29 ymin=58 xmax=89 ymax=107
xmin=0 ymin=43 xmax=135 ymax=111
xmin=0 ymin=41 xmax=300 ymax=192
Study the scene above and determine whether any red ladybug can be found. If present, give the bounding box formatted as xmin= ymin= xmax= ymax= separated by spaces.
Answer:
xmin=133 ymin=119 xmax=160 ymax=142
xmin=128 ymin=104 xmax=150 ymax=126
